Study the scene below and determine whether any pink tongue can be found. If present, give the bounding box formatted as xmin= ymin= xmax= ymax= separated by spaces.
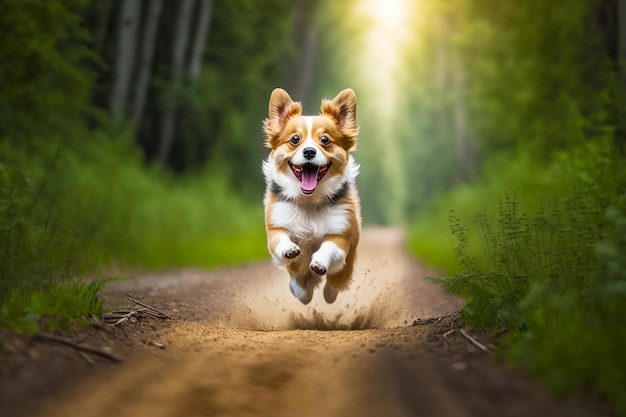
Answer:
xmin=301 ymin=165 xmax=319 ymax=191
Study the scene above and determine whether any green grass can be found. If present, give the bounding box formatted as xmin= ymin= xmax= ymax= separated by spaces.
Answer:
xmin=132 ymin=232 xmax=268 ymax=269
xmin=0 ymin=130 xmax=268 ymax=334
xmin=408 ymin=141 xmax=614 ymax=273
xmin=0 ymin=0 xmax=272 ymax=336
xmin=0 ymin=278 xmax=117 ymax=334
xmin=409 ymin=139 xmax=626 ymax=415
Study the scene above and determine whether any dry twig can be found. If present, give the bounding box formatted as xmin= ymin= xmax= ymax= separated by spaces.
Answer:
xmin=77 ymin=350 xmax=95 ymax=365
xmin=459 ymin=329 xmax=492 ymax=355
xmin=127 ymin=294 xmax=172 ymax=319
xmin=36 ymin=333 xmax=122 ymax=363
xmin=102 ymin=295 xmax=172 ymax=326
xmin=451 ymin=313 xmax=459 ymax=330
xmin=412 ymin=311 xmax=460 ymax=326
xmin=443 ymin=329 xmax=456 ymax=338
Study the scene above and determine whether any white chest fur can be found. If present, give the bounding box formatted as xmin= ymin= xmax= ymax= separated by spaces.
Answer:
xmin=268 ymin=201 xmax=349 ymax=241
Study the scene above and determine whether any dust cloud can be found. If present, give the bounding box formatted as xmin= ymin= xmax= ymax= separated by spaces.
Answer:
xmin=228 ymin=228 xmax=459 ymax=331
xmin=99 ymin=228 xmax=460 ymax=331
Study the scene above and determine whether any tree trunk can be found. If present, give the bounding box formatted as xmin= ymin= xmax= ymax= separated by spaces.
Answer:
xmin=132 ymin=0 xmax=163 ymax=133
xmin=294 ymin=23 xmax=317 ymax=106
xmin=433 ymin=11 xmax=476 ymax=182
xmin=157 ymin=0 xmax=195 ymax=164
xmin=282 ymin=0 xmax=305 ymax=90
xmin=451 ymin=55 xmax=477 ymax=182
xmin=93 ymin=0 xmax=113 ymax=56
xmin=109 ymin=0 xmax=142 ymax=115
xmin=433 ymin=13 xmax=449 ymax=92
xmin=281 ymin=0 xmax=317 ymax=107
xmin=189 ymin=0 xmax=214 ymax=79
xmin=618 ymin=0 xmax=626 ymax=86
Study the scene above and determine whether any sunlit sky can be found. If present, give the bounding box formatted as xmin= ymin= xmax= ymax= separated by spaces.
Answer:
xmin=357 ymin=0 xmax=416 ymax=114
xmin=353 ymin=0 xmax=418 ymax=223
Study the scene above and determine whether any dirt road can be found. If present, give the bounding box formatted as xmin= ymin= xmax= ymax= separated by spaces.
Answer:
xmin=8 ymin=228 xmax=608 ymax=417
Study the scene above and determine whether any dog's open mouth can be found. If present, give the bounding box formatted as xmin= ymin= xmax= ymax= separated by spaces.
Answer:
xmin=289 ymin=162 xmax=331 ymax=195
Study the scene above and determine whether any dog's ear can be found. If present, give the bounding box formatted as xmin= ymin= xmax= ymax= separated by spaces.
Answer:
xmin=320 ymin=88 xmax=359 ymax=150
xmin=263 ymin=88 xmax=302 ymax=148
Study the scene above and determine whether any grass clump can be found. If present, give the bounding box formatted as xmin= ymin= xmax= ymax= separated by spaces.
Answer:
xmin=0 ymin=278 xmax=115 ymax=334
xmin=423 ymin=141 xmax=626 ymax=414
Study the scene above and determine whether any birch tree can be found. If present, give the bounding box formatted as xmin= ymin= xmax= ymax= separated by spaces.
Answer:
xmin=282 ymin=0 xmax=317 ymax=106
xmin=451 ymin=52 xmax=477 ymax=182
xmin=618 ymin=0 xmax=626 ymax=87
xmin=109 ymin=0 xmax=142 ymax=115
xmin=189 ymin=0 xmax=214 ymax=79
xmin=434 ymin=11 xmax=476 ymax=182
xmin=132 ymin=0 xmax=163 ymax=131
xmin=157 ymin=0 xmax=195 ymax=163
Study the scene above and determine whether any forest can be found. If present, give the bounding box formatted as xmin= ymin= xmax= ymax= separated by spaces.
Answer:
xmin=1 ymin=0 xmax=625 ymax=414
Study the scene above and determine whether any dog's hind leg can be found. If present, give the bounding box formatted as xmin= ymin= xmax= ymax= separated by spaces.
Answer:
xmin=323 ymin=282 xmax=338 ymax=304
xmin=287 ymin=259 xmax=322 ymax=305
xmin=289 ymin=276 xmax=313 ymax=305
xmin=323 ymin=247 xmax=357 ymax=303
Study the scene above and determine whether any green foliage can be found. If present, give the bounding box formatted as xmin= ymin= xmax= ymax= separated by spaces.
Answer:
xmin=151 ymin=0 xmax=294 ymax=191
xmin=459 ymin=0 xmax=611 ymax=158
xmin=0 ymin=0 xmax=272 ymax=333
xmin=406 ymin=0 xmax=626 ymax=411
xmin=420 ymin=142 xmax=626 ymax=413
xmin=0 ymin=125 xmax=267 ymax=333
xmin=596 ymin=197 xmax=626 ymax=282
xmin=506 ymin=200 xmax=626 ymax=412
xmin=0 ymin=278 xmax=115 ymax=334
xmin=58 ymin=129 xmax=267 ymax=268
xmin=0 ymin=0 xmax=95 ymax=141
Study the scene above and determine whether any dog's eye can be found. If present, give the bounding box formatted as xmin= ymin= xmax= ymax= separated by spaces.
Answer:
xmin=320 ymin=135 xmax=330 ymax=145
xmin=290 ymin=134 xmax=301 ymax=145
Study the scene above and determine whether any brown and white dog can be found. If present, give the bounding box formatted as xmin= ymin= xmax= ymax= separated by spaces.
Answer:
xmin=262 ymin=88 xmax=361 ymax=305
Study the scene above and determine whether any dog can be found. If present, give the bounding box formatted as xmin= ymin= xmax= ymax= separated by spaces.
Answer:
xmin=262 ymin=88 xmax=361 ymax=305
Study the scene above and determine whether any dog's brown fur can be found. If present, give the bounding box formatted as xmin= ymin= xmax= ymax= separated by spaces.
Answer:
xmin=262 ymin=88 xmax=361 ymax=304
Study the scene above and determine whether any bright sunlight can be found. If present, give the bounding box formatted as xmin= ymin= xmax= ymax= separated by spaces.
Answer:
xmin=357 ymin=0 xmax=415 ymax=95
xmin=353 ymin=0 xmax=419 ymax=223
xmin=360 ymin=0 xmax=407 ymax=25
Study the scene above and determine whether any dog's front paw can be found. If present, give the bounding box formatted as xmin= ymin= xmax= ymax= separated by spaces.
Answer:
xmin=283 ymin=244 xmax=301 ymax=259
xmin=310 ymin=260 xmax=327 ymax=276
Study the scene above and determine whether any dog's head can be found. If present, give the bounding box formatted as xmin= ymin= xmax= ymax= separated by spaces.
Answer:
xmin=263 ymin=88 xmax=358 ymax=199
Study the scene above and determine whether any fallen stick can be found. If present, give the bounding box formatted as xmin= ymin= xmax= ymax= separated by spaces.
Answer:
xmin=102 ymin=309 xmax=140 ymax=326
xmin=451 ymin=313 xmax=459 ymax=330
xmin=412 ymin=311 xmax=460 ymax=326
xmin=459 ymin=329 xmax=492 ymax=355
xmin=77 ymin=350 xmax=95 ymax=365
xmin=36 ymin=333 xmax=122 ymax=363
xmin=443 ymin=329 xmax=456 ymax=338
xmin=127 ymin=294 xmax=172 ymax=319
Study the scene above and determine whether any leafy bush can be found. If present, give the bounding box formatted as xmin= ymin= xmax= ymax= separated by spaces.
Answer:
xmin=507 ymin=195 xmax=626 ymax=414
xmin=57 ymin=130 xmax=267 ymax=269
xmin=422 ymin=140 xmax=626 ymax=414
xmin=0 ymin=0 xmax=270 ymax=334
xmin=0 ymin=131 xmax=267 ymax=333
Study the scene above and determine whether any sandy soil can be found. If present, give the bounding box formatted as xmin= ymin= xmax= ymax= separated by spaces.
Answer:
xmin=0 ymin=228 xmax=610 ymax=417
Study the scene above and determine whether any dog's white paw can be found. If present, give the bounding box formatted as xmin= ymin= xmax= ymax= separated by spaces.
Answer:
xmin=289 ymin=277 xmax=313 ymax=305
xmin=272 ymin=235 xmax=301 ymax=268
xmin=310 ymin=241 xmax=345 ymax=276
xmin=282 ymin=243 xmax=301 ymax=259
xmin=309 ymin=260 xmax=327 ymax=276
xmin=323 ymin=282 xmax=338 ymax=304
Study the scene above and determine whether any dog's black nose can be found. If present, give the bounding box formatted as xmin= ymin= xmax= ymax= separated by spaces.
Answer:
xmin=303 ymin=147 xmax=316 ymax=160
